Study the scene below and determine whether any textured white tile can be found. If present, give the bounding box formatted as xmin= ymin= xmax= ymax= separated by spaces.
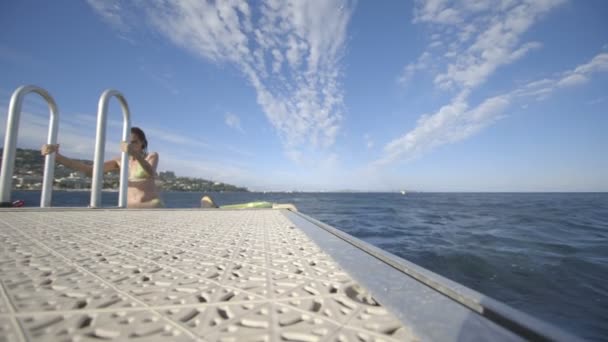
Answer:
xmin=0 ymin=210 xmax=413 ymax=341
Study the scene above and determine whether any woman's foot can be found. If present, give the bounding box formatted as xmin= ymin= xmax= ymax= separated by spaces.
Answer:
xmin=201 ymin=195 xmax=218 ymax=208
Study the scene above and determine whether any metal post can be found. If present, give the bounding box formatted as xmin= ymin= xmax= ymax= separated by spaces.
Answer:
xmin=90 ymin=90 xmax=130 ymax=208
xmin=0 ymin=85 xmax=59 ymax=207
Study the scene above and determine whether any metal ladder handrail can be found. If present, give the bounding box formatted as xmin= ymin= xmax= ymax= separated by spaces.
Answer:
xmin=0 ymin=85 xmax=59 ymax=208
xmin=90 ymin=90 xmax=131 ymax=208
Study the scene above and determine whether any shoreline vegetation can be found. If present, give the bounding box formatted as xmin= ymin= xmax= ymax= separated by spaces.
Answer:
xmin=1 ymin=148 xmax=249 ymax=192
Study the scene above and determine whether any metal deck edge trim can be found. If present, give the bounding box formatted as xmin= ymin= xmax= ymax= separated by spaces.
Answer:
xmin=285 ymin=210 xmax=583 ymax=342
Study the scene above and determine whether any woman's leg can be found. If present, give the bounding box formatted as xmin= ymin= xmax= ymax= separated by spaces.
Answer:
xmin=129 ymin=198 xmax=163 ymax=209
xmin=199 ymin=196 xmax=296 ymax=211
xmin=220 ymin=201 xmax=273 ymax=209
xmin=271 ymin=203 xmax=298 ymax=211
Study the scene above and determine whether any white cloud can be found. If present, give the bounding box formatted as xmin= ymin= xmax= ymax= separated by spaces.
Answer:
xmin=384 ymin=0 xmax=570 ymax=166
xmin=224 ymin=112 xmax=244 ymax=133
xmin=88 ymin=0 xmax=354 ymax=163
xmin=398 ymin=51 xmax=432 ymax=85
xmin=414 ymin=0 xmax=466 ymax=24
xmin=407 ymin=0 xmax=564 ymax=90
xmin=572 ymin=52 xmax=608 ymax=74
xmin=379 ymin=50 xmax=608 ymax=166
xmin=85 ymin=0 xmax=129 ymax=32
xmin=514 ymin=52 xmax=608 ymax=98
xmin=556 ymin=73 xmax=587 ymax=87
xmin=376 ymin=93 xmax=510 ymax=165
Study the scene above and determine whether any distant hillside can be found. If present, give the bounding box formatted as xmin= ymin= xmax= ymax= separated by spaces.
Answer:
xmin=0 ymin=148 xmax=249 ymax=192
xmin=0 ymin=148 xmax=91 ymax=178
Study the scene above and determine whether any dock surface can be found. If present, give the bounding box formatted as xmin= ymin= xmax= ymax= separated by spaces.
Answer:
xmin=0 ymin=209 xmax=414 ymax=342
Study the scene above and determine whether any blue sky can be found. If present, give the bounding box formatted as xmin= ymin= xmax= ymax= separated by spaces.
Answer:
xmin=1 ymin=0 xmax=607 ymax=191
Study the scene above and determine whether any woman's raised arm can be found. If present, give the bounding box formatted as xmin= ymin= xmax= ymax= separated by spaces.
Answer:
xmin=41 ymin=144 xmax=119 ymax=177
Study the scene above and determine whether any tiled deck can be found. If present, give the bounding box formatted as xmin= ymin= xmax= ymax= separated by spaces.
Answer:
xmin=0 ymin=209 xmax=414 ymax=342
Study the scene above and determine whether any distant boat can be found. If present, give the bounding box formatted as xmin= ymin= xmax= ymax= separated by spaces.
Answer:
xmin=400 ymin=190 xmax=406 ymax=195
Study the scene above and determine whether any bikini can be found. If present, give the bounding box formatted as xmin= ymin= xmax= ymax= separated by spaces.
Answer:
xmin=129 ymin=161 xmax=151 ymax=182
xmin=129 ymin=160 xmax=163 ymax=207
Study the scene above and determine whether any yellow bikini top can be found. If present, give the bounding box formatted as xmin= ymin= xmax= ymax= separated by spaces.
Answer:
xmin=129 ymin=160 xmax=151 ymax=181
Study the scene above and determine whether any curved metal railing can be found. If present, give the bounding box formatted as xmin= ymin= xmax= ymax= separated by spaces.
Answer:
xmin=0 ymin=85 xmax=59 ymax=208
xmin=90 ymin=90 xmax=131 ymax=208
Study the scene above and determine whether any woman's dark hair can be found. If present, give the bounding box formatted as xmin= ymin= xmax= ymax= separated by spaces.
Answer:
xmin=131 ymin=127 xmax=148 ymax=153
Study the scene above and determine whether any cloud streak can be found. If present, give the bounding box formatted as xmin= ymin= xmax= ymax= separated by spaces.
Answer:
xmin=513 ymin=52 xmax=608 ymax=99
xmin=380 ymin=51 xmax=608 ymax=166
xmin=85 ymin=0 xmax=131 ymax=33
xmin=383 ymin=0 xmax=608 ymax=167
xmin=384 ymin=0 xmax=567 ymax=166
xmin=87 ymin=0 xmax=354 ymax=162
xmin=224 ymin=112 xmax=244 ymax=133
xmin=376 ymin=93 xmax=510 ymax=165
xmin=408 ymin=0 xmax=565 ymax=91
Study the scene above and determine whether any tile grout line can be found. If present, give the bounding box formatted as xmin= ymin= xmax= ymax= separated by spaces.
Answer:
xmin=29 ymin=212 xmax=343 ymax=300
xmin=0 ymin=294 xmax=349 ymax=318
xmin=262 ymin=212 xmax=279 ymax=342
xmin=116 ymin=213 xmax=333 ymax=283
xmin=17 ymin=213 xmax=268 ymax=303
xmin=54 ymin=211 xmax=325 ymax=264
xmin=193 ymin=211 xmax=252 ymax=337
xmin=15 ymin=211 xmax=360 ymax=334
xmin=34 ymin=211 xmax=363 ymax=338
xmin=277 ymin=211 xmax=369 ymax=342
xmin=0 ymin=280 xmax=28 ymax=342
xmin=3 ymin=213 xmax=200 ymax=341
xmin=24 ymin=211 xmax=365 ymax=332
xmin=60 ymin=212 xmax=323 ymax=262
xmin=269 ymin=299 xmax=404 ymax=342
xmin=4 ymin=211 xmax=410 ymax=342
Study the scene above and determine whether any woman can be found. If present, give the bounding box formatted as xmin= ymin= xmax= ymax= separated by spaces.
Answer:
xmin=41 ymin=127 xmax=163 ymax=208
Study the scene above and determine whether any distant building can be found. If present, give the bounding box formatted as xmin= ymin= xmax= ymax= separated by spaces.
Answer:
xmin=57 ymin=174 xmax=91 ymax=189
xmin=13 ymin=175 xmax=42 ymax=189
